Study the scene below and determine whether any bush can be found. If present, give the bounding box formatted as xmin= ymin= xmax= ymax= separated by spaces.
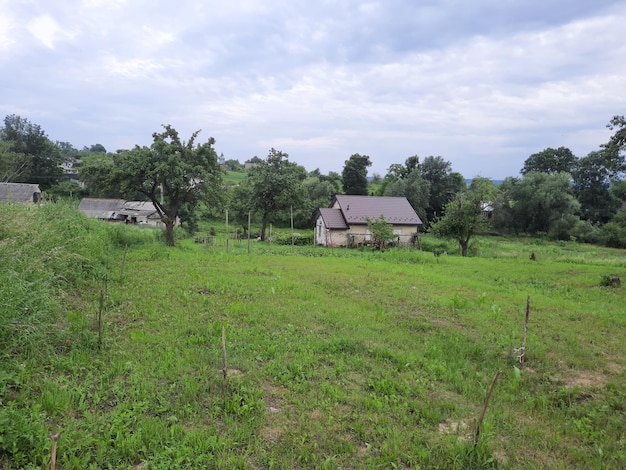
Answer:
xmin=273 ymin=233 xmax=314 ymax=246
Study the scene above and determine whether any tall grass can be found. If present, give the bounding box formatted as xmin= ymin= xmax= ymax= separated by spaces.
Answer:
xmin=1 ymin=207 xmax=624 ymax=468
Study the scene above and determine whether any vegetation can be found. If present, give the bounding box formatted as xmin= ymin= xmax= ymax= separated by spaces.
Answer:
xmin=1 ymin=203 xmax=624 ymax=469
xmin=341 ymin=153 xmax=372 ymax=195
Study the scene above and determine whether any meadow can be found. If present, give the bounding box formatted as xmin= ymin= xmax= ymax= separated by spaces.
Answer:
xmin=1 ymin=202 xmax=625 ymax=469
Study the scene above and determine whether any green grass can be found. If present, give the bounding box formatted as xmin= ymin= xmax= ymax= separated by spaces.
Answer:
xmin=1 ymin=204 xmax=625 ymax=469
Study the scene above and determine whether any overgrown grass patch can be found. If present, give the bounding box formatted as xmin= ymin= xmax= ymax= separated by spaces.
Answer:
xmin=1 ymin=205 xmax=625 ymax=468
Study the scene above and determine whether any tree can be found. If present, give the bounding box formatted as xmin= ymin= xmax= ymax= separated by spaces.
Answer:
xmin=242 ymin=148 xmax=307 ymax=240
xmin=429 ymin=187 xmax=487 ymax=257
xmin=493 ymin=172 xmax=580 ymax=239
xmin=110 ymin=125 xmax=223 ymax=246
xmin=0 ymin=114 xmax=63 ymax=188
xmin=224 ymin=159 xmax=244 ymax=172
xmin=0 ymin=141 xmax=30 ymax=182
xmin=78 ymin=153 xmax=124 ymax=198
xmin=603 ymin=115 xmax=626 ymax=169
xmin=421 ymin=155 xmax=466 ymax=222
xmin=572 ymin=151 xmax=622 ymax=223
xmin=342 ymin=153 xmax=371 ymax=195
xmin=521 ymin=147 xmax=577 ymax=175
xmin=366 ymin=215 xmax=395 ymax=250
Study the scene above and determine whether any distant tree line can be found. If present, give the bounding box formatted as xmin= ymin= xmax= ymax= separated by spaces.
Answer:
xmin=1 ymin=113 xmax=625 ymax=249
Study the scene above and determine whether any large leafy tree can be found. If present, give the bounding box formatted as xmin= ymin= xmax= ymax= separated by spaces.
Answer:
xmin=602 ymin=115 xmax=626 ymax=169
xmin=342 ymin=153 xmax=372 ymax=195
xmin=572 ymin=151 xmax=622 ymax=223
xmin=493 ymin=172 xmax=580 ymax=239
xmin=429 ymin=186 xmax=487 ymax=257
xmin=111 ymin=125 xmax=223 ymax=246
xmin=521 ymin=147 xmax=577 ymax=175
xmin=0 ymin=114 xmax=63 ymax=188
xmin=420 ymin=155 xmax=466 ymax=222
xmin=381 ymin=156 xmax=430 ymax=222
xmin=240 ymin=148 xmax=307 ymax=240
xmin=0 ymin=141 xmax=30 ymax=182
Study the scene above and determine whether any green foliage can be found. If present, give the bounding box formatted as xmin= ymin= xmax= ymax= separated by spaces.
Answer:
xmin=521 ymin=147 xmax=577 ymax=175
xmin=0 ymin=114 xmax=63 ymax=188
xmin=493 ymin=172 xmax=580 ymax=238
xmin=341 ymin=153 xmax=371 ymax=195
xmin=1 ymin=212 xmax=625 ymax=469
xmin=366 ymin=215 xmax=395 ymax=249
xmin=110 ymin=125 xmax=223 ymax=246
xmin=234 ymin=148 xmax=307 ymax=240
xmin=420 ymin=155 xmax=466 ymax=222
xmin=429 ymin=189 xmax=486 ymax=256
xmin=273 ymin=232 xmax=314 ymax=245
xmin=573 ymin=151 xmax=622 ymax=223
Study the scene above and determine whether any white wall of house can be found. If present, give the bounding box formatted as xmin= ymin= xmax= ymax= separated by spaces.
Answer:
xmin=315 ymin=217 xmax=418 ymax=247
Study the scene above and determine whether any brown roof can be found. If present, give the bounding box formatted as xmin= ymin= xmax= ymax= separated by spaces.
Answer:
xmin=0 ymin=182 xmax=41 ymax=203
xmin=318 ymin=208 xmax=348 ymax=229
xmin=333 ymin=195 xmax=422 ymax=225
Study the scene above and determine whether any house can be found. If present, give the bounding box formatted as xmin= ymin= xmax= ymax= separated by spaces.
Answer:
xmin=314 ymin=195 xmax=422 ymax=247
xmin=78 ymin=198 xmax=172 ymax=227
xmin=0 ymin=182 xmax=42 ymax=204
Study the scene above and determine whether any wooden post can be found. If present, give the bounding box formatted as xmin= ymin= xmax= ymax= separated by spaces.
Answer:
xmin=474 ymin=369 xmax=501 ymax=446
xmin=50 ymin=432 xmax=60 ymax=470
xmin=97 ymin=289 xmax=104 ymax=349
xmin=225 ymin=210 xmax=229 ymax=253
xmin=269 ymin=224 xmax=273 ymax=247
xmin=290 ymin=206 xmax=294 ymax=252
xmin=516 ymin=296 xmax=531 ymax=364
xmin=247 ymin=211 xmax=251 ymax=255
xmin=121 ymin=244 xmax=128 ymax=277
xmin=221 ymin=325 xmax=228 ymax=380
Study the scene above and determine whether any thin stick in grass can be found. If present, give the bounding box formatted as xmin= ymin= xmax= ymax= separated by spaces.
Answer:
xmin=50 ymin=431 xmax=60 ymax=470
xmin=515 ymin=295 xmax=530 ymax=364
xmin=474 ymin=369 xmax=501 ymax=447
xmin=97 ymin=288 xmax=104 ymax=349
xmin=222 ymin=325 xmax=227 ymax=381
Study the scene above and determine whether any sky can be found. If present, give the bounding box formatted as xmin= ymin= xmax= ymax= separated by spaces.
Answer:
xmin=1 ymin=0 xmax=625 ymax=180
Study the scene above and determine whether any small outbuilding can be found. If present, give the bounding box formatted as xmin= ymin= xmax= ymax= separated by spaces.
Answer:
xmin=314 ymin=195 xmax=422 ymax=247
xmin=0 ymin=182 xmax=42 ymax=204
xmin=78 ymin=198 xmax=171 ymax=227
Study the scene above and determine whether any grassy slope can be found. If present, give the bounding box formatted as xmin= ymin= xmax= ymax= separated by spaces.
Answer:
xmin=1 ymin=207 xmax=625 ymax=468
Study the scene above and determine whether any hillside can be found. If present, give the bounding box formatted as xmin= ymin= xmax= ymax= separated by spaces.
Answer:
xmin=1 ymin=203 xmax=625 ymax=469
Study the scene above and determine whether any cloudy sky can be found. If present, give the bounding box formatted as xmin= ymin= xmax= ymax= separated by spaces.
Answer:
xmin=2 ymin=0 xmax=625 ymax=179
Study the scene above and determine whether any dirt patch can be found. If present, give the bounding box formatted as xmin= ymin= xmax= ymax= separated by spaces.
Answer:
xmin=438 ymin=419 xmax=471 ymax=441
xmin=556 ymin=370 xmax=607 ymax=389
xmin=260 ymin=425 xmax=283 ymax=442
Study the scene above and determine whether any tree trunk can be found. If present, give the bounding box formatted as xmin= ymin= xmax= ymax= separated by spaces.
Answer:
xmin=260 ymin=214 xmax=269 ymax=241
xmin=164 ymin=218 xmax=176 ymax=246
xmin=459 ymin=239 xmax=468 ymax=257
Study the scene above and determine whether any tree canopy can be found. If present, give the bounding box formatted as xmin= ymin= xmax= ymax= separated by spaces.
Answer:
xmin=342 ymin=153 xmax=371 ymax=195
xmin=0 ymin=114 xmax=63 ymax=188
xmin=237 ymin=148 xmax=307 ymax=240
xmin=521 ymin=147 xmax=577 ymax=175
xmin=110 ymin=125 xmax=223 ymax=246
xmin=429 ymin=185 xmax=489 ymax=257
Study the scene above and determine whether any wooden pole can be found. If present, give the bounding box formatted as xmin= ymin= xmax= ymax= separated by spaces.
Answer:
xmin=269 ymin=224 xmax=272 ymax=247
xmin=97 ymin=289 xmax=104 ymax=349
xmin=247 ymin=211 xmax=251 ymax=255
xmin=290 ymin=205 xmax=294 ymax=252
xmin=519 ymin=295 xmax=531 ymax=364
xmin=50 ymin=432 xmax=60 ymax=470
xmin=121 ymin=244 xmax=128 ymax=277
xmin=221 ymin=325 xmax=228 ymax=381
xmin=474 ymin=369 xmax=501 ymax=446
xmin=225 ymin=210 xmax=229 ymax=253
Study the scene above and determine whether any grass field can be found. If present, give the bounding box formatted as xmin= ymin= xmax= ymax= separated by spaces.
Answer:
xmin=1 ymin=203 xmax=625 ymax=469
